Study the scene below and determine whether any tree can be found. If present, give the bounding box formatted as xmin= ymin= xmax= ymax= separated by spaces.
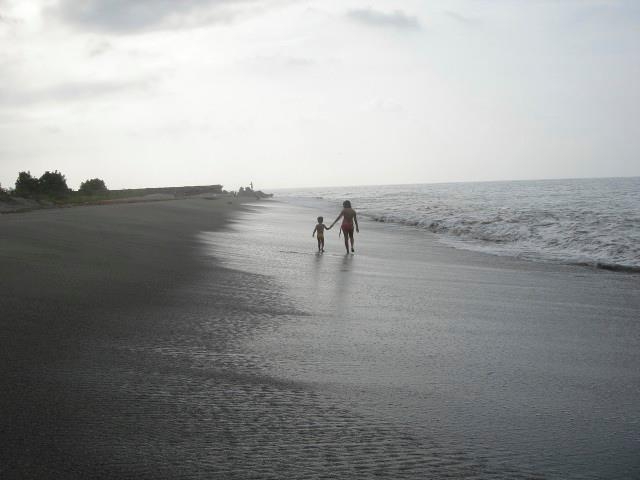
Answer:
xmin=39 ymin=170 xmax=70 ymax=197
xmin=79 ymin=178 xmax=108 ymax=195
xmin=14 ymin=171 xmax=40 ymax=197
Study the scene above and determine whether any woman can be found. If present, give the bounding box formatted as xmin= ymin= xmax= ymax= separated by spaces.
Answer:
xmin=330 ymin=200 xmax=359 ymax=254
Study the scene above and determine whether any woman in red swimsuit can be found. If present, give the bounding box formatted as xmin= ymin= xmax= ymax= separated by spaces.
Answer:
xmin=329 ymin=200 xmax=359 ymax=254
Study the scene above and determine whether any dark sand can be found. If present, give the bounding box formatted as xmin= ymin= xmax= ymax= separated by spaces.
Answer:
xmin=0 ymin=199 xmax=257 ymax=478
xmin=2 ymin=199 xmax=639 ymax=479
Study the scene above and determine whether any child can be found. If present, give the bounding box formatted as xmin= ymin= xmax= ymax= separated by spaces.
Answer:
xmin=312 ymin=216 xmax=331 ymax=252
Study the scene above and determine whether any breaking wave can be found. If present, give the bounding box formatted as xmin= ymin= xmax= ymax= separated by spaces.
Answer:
xmin=278 ymin=178 xmax=640 ymax=272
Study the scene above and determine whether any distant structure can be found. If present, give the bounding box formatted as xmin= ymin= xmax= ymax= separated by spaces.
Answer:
xmin=237 ymin=183 xmax=272 ymax=199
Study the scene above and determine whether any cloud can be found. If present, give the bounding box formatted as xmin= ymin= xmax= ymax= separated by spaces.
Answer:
xmin=248 ymin=54 xmax=315 ymax=71
xmin=0 ymin=111 xmax=29 ymax=126
xmin=87 ymin=39 xmax=112 ymax=57
xmin=285 ymin=57 xmax=314 ymax=68
xmin=0 ymin=78 xmax=153 ymax=106
xmin=50 ymin=0 xmax=272 ymax=33
xmin=0 ymin=11 xmax=21 ymax=25
xmin=444 ymin=11 xmax=479 ymax=27
xmin=347 ymin=7 xmax=420 ymax=30
xmin=364 ymin=97 xmax=404 ymax=114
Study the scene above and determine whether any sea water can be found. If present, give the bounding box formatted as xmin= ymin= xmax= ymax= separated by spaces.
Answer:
xmin=201 ymin=200 xmax=640 ymax=479
xmin=276 ymin=177 xmax=640 ymax=271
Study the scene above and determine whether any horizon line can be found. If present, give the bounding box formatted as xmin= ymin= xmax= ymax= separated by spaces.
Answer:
xmin=266 ymin=174 xmax=640 ymax=192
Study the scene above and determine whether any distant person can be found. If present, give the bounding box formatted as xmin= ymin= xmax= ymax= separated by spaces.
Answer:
xmin=312 ymin=216 xmax=331 ymax=252
xmin=329 ymin=200 xmax=359 ymax=254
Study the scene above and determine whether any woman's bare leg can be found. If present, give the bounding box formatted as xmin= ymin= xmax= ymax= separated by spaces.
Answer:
xmin=349 ymin=231 xmax=355 ymax=252
xmin=343 ymin=230 xmax=349 ymax=253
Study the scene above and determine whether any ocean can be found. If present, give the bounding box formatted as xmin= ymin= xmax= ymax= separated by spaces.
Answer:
xmin=201 ymin=196 xmax=640 ymax=479
xmin=275 ymin=177 xmax=640 ymax=272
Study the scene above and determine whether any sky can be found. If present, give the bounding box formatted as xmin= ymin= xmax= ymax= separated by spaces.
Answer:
xmin=0 ymin=0 xmax=639 ymax=190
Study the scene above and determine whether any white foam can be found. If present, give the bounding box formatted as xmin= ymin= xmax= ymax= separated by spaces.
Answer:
xmin=276 ymin=178 xmax=640 ymax=271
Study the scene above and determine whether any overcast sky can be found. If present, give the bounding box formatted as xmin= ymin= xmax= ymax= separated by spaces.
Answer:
xmin=1 ymin=0 xmax=638 ymax=190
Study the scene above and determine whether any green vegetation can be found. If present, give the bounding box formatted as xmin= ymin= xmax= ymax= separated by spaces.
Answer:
xmin=54 ymin=189 xmax=137 ymax=205
xmin=1 ymin=170 xmax=225 ymax=211
xmin=79 ymin=178 xmax=108 ymax=195
xmin=39 ymin=170 xmax=71 ymax=197
xmin=14 ymin=171 xmax=41 ymax=197
xmin=14 ymin=170 xmax=70 ymax=198
xmin=4 ymin=170 xmax=107 ymax=204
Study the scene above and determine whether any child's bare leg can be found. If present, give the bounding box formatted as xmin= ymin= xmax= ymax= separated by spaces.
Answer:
xmin=321 ymin=238 xmax=325 ymax=252
xmin=317 ymin=238 xmax=322 ymax=251
xmin=349 ymin=231 xmax=355 ymax=252
xmin=343 ymin=230 xmax=349 ymax=253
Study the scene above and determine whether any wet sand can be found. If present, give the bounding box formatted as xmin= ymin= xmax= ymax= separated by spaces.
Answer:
xmin=1 ymin=199 xmax=639 ymax=479
xmin=203 ymin=201 xmax=640 ymax=479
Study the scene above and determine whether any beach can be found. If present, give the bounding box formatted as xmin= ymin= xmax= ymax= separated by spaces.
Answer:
xmin=1 ymin=198 xmax=639 ymax=479
xmin=1 ymin=198 xmax=247 ymax=478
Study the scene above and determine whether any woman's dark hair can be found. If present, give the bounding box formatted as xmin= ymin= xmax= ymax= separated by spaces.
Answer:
xmin=343 ymin=200 xmax=351 ymax=208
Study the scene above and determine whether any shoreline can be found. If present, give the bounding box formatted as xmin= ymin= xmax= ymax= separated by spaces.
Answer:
xmin=1 ymin=197 xmax=638 ymax=478
xmin=0 ymin=197 xmax=266 ymax=477
xmin=276 ymin=177 xmax=640 ymax=276
xmin=201 ymin=200 xmax=640 ymax=479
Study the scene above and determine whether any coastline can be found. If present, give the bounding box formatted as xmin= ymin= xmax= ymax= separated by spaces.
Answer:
xmin=0 ymin=197 xmax=262 ymax=477
xmin=276 ymin=177 xmax=640 ymax=274
xmin=202 ymin=200 xmax=640 ymax=479
xmin=1 ymin=197 xmax=639 ymax=478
